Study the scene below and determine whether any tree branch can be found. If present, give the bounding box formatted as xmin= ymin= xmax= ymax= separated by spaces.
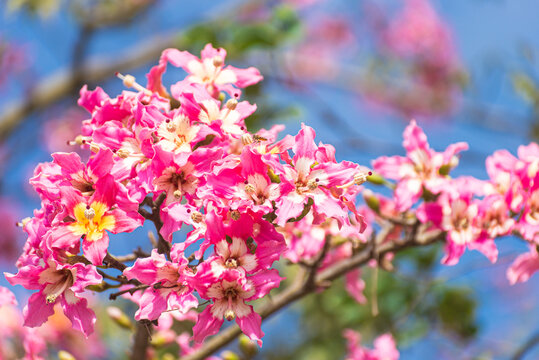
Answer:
xmin=131 ymin=321 xmax=153 ymax=360
xmin=511 ymin=332 xmax=539 ymax=360
xmin=181 ymin=229 xmax=444 ymax=360
xmin=0 ymin=32 xmax=180 ymax=141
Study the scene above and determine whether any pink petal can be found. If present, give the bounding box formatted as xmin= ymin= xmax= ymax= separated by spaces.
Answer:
xmin=23 ymin=292 xmax=55 ymax=328
xmin=62 ymin=296 xmax=96 ymax=337
xmin=192 ymin=306 xmax=224 ymax=344
xmin=236 ymin=311 xmax=263 ymax=347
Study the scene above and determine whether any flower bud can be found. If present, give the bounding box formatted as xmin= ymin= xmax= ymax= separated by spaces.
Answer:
xmin=239 ymin=334 xmax=259 ymax=357
xmin=58 ymin=350 xmax=76 ymax=360
xmin=363 ymin=190 xmax=380 ymax=214
xmin=221 ymin=351 xmax=240 ymax=360
xmin=150 ymin=332 xmax=174 ymax=348
xmin=107 ymin=306 xmax=133 ymax=330
xmin=367 ymin=172 xmax=386 ymax=185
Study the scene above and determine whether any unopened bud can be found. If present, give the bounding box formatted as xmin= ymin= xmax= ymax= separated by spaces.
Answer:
xmin=191 ymin=211 xmax=203 ymax=223
xmin=226 ymin=98 xmax=238 ymax=110
xmin=107 ymin=306 xmax=133 ymax=330
xmin=150 ymin=332 xmax=174 ymax=348
xmin=221 ymin=351 xmax=240 ymax=360
xmin=363 ymin=189 xmax=380 ymax=214
xmin=239 ymin=334 xmax=259 ymax=356
xmin=242 ymin=133 xmax=254 ymax=145
xmin=366 ymin=172 xmax=386 ymax=185
xmin=224 ymin=309 xmax=236 ymax=321
xmin=58 ymin=350 xmax=76 ymax=360
xmin=213 ymin=56 xmax=224 ymax=68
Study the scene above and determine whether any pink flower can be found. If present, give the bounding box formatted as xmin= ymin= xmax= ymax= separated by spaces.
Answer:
xmin=507 ymin=247 xmax=539 ymax=285
xmin=124 ymin=246 xmax=198 ymax=321
xmin=192 ymin=269 xmax=282 ymax=346
xmin=373 ymin=120 xmax=468 ymax=211
xmin=48 ymin=176 xmax=143 ymax=265
xmin=149 ymin=44 xmax=263 ymax=98
xmin=344 ymin=330 xmax=399 ymax=360
xmin=5 ymin=257 xmax=101 ymax=337
xmin=275 ymin=124 xmax=368 ymax=229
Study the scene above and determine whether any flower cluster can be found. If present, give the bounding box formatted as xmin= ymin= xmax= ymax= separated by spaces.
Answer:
xmin=4 ymin=44 xmax=369 ymax=346
xmin=372 ymin=120 xmax=538 ymax=274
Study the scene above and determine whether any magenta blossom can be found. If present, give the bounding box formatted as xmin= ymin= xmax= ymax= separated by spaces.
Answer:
xmin=124 ymin=246 xmax=198 ymax=321
xmin=373 ymin=120 xmax=468 ymax=211
xmin=5 ymin=257 xmax=101 ymax=337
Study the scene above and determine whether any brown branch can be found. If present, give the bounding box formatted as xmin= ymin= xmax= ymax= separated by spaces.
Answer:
xmin=511 ymin=332 xmax=539 ymax=360
xmin=109 ymin=284 xmax=149 ymax=301
xmin=0 ymin=32 xmax=180 ymax=141
xmin=181 ymin=229 xmax=444 ymax=360
xmin=131 ymin=321 xmax=153 ymax=360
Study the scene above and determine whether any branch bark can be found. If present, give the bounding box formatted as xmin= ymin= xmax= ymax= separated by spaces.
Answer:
xmin=181 ymin=229 xmax=444 ymax=360
xmin=0 ymin=32 xmax=180 ymax=141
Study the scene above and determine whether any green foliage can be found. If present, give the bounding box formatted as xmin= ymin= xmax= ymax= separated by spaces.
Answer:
xmin=7 ymin=0 xmax=61 ymax=17
xmin=264 ymin=244 xmax=479 ymax=360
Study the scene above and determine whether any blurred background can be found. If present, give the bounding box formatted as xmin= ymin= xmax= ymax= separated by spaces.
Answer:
xmin=1 ymin=0 xmax=539 ymax=359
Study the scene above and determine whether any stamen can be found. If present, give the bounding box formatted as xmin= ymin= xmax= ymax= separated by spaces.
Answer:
xmin=244 ymin=184 xmax=255 ymax=194
xmin=166 ymin=121 xmax=177 ymax=132
xmin=67 ymin=135 xmax=91 ymax=146
xmin=116 ymin=148 xmax=130 ymax=159
xmin=225 ymin=258 xmax=238 ymax=268
xmin=225 ymin=99 xmax=238 ymax=110
xmin=191 ymin=211 xmax=203 ymax=223
xmin=46 ymin=294 xmax=58 ymax=304
xmin=307 ymin=180 xmax=318 ymax=190
xmin=173 ymin=190 xmax=182 ymax=199
xmin=213 ymin=56 xmax=224 ymax=68
xmin=16 ymin=217 xmax=31 ymax=227
xmin=116 ymin=72 xmax=152 ymax=96
xmin=224 ymin=309 xmax=235 ymax=321
xmin=229 ymin=209 xmax=241 ymax=221
xmin=242 ymin=133 xmax=254 ymax=145
xmin=353 ymin=171 xmax=371 ymax=186
xmin=84 ymin=206 xmax=96 ymax=220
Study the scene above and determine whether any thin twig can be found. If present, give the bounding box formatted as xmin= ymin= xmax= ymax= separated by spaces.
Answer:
xmin=181 ymin=229 xmax=443 ymax=360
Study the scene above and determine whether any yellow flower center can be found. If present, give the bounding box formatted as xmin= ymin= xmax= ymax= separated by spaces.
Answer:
xmin=69 ymin=202 xmax=115 ymax=242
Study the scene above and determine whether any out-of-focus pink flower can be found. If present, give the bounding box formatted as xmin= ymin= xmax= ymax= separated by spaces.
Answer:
xmin=373 ymin=120 xmax=467 ymax=211
xmin=507 ymin=247 xmax=539 ymax=285
xmin=343 ymin=329 xmax=399 ymax=360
